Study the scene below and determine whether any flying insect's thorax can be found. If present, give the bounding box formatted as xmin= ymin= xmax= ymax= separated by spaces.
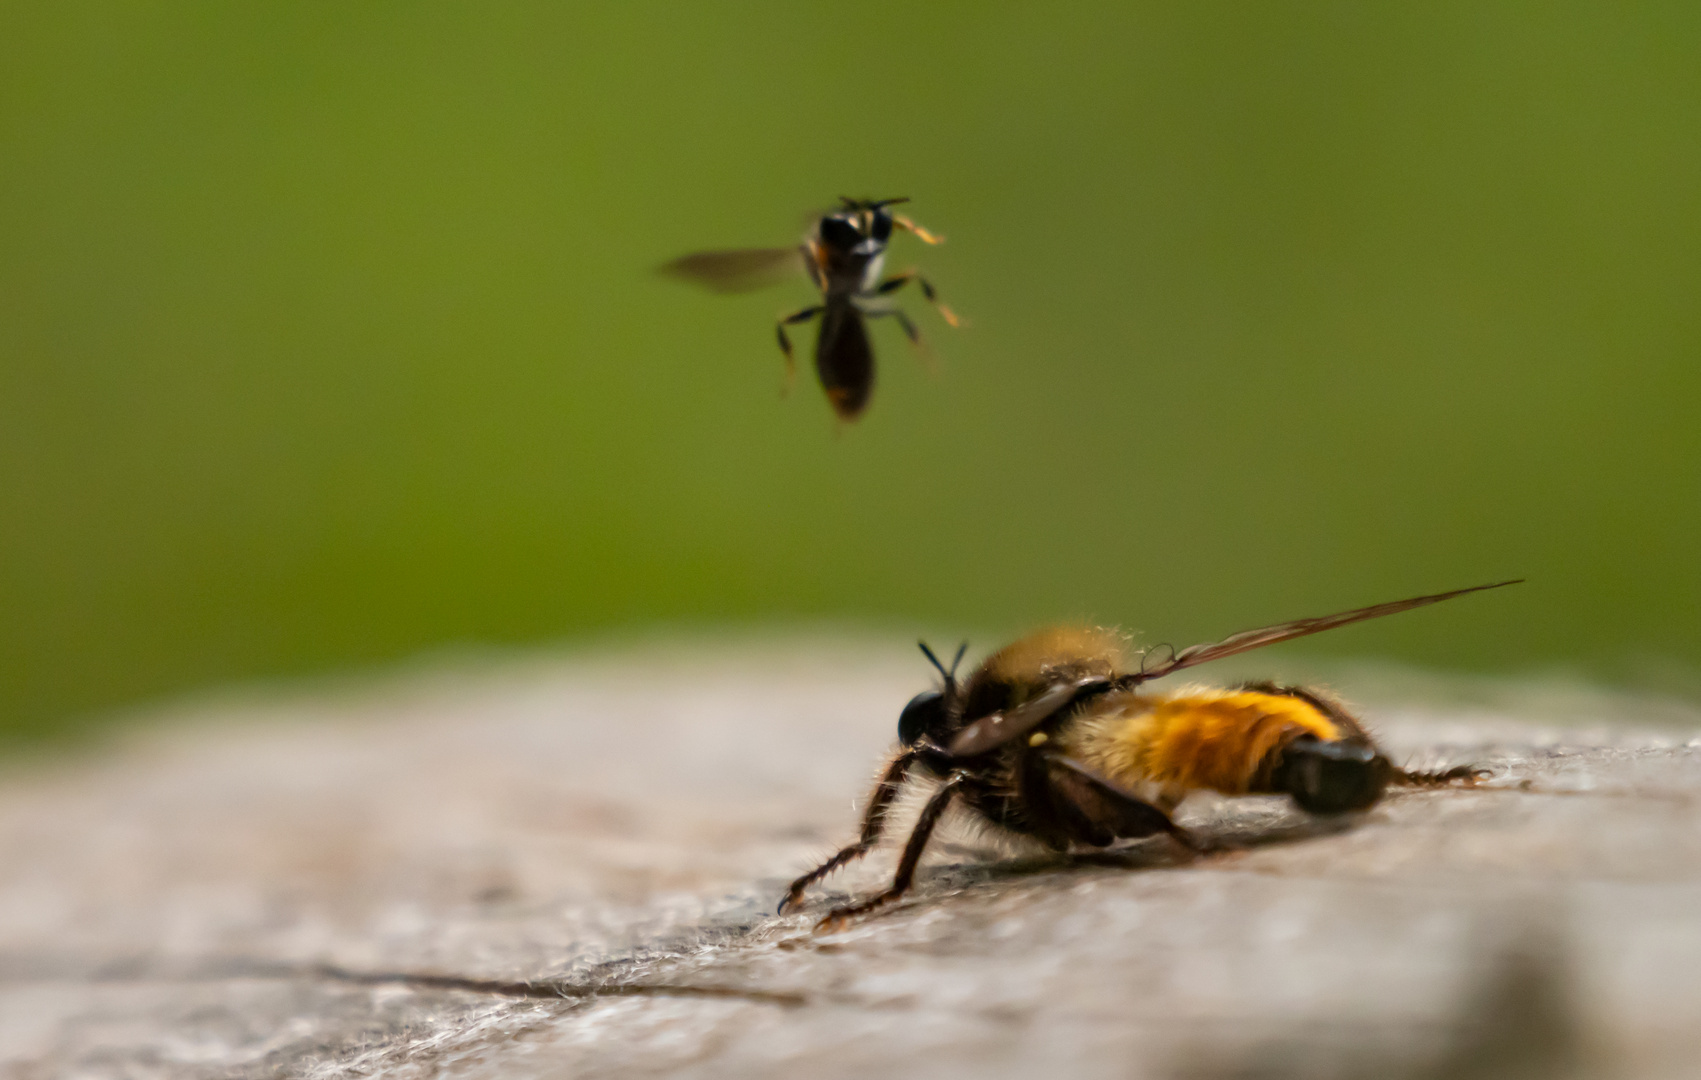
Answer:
xmin=809 ymin=239 xmax=886 ymax=298
xmin=854 ymin=250 xmax=887 ymax=294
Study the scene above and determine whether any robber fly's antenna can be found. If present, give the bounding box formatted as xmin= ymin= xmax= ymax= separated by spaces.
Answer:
xmin=918 ymin=640 xmax=949 ymax=680
xmin=917 ymin=640 xmax=970 ymax=697
xmin=873 ymin=196 xmax=911 ymax=208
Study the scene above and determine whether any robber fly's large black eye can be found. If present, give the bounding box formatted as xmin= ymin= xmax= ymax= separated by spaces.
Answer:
xmin=818 ymin=215 xmax=862 ymax=251
xmin=869 ymin=209 xmax=893 ymax=242
xmin=898 ymin=691 xmax=945 ymax=747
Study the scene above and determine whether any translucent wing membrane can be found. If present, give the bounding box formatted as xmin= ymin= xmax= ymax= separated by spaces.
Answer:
xmin=1129 ymin=580 xmax=1524 ymax=685
xmin=658 ymin=247 xmax=807 ymax=294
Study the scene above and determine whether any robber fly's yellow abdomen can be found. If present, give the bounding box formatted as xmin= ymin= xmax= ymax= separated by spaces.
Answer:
xmin=1067 ymin=688 xmax=1344 ymax=798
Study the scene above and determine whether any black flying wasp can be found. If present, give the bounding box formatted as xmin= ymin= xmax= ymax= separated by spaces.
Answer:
xmin=780 ymin=580 xmax=1520 ymax=931
xmin=661 ymin=197 xmax=958 ymax=421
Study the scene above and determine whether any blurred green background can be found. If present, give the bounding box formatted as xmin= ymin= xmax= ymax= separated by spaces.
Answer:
xmin=1 ymin=3 xmax=1697 ymax=743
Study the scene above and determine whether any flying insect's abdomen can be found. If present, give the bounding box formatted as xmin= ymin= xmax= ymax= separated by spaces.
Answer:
xmin=1066 ymin=689 xmax=1343 ymax=798
xmin=815 ymin=303 xmax=873 ymax=419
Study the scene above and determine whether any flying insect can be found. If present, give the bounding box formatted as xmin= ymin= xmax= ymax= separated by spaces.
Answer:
xmin=660 ymin=197 xmax=958 ymax=421
xmin=780 ymin=579 xmax=1521 ymax=931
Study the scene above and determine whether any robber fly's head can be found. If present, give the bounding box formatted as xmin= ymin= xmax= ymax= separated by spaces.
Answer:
xmin=899 ymin=640 xmax=967 ymax=747
xmin=817 ymin=197 xmax=906 ymax=258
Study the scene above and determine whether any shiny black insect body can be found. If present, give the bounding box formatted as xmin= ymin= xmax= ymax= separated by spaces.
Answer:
xmin=661 ymin=197 xmax=957 ymax=421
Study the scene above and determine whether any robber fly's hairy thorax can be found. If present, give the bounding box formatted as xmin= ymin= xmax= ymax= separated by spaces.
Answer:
xmin=661 ymin=196 xmax=958 ymax=422
xmin=780 ymin=580 xmax=1522 ymax=932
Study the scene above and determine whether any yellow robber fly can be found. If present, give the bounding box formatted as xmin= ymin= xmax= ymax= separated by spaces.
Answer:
xmin=780 ymin=580 xmax=1520 ymax=930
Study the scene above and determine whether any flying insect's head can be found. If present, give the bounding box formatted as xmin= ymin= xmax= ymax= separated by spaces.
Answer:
xmin=898 ymin=639 xmax=967 ymax=747
xmin=1273 ymin=735 xmax=1393 ymax=814
xmin=818 ymin=197 xmax=905 ymax=256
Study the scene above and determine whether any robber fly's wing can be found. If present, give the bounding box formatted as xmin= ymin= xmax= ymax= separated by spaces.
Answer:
xmin=947 ymin=675 xmax=1112 ymax=758
xmin=1126 ymin=580 xmax=1524 ymax=686
xmin=658 ymin=247 xmax=808 ymax=294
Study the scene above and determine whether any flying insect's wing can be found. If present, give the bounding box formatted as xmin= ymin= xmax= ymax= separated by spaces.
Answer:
xmin=1124 ymin=579 xmax=1524 ymax=687
xmin=658 ymin=247 xmax=808 ymax=294
xmin=946 ymin=675 xmax=1112 ymax=758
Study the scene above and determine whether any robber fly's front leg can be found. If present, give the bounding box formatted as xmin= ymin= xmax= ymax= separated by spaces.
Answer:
xmin=775 ymin=305 xmax=824 ymax=397
xmin=779 ymin=749 xmax=921 ymax=915
xmin=814 ymin=771 xmax=967 ymax=934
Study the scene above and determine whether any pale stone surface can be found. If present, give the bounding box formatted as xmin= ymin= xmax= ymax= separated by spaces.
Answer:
xmin=1 ymin=639 xmax=1698 ymax=1079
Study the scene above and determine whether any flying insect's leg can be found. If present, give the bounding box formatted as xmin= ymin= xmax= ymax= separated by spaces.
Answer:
xmin=867 ymin=307 xmax=922 ymax=346
xmin=815 ymin=772 xmax=966 ymax=932
xmin=778 ymin=750 xmax=920 ymax=914
xmin=891 ymin=214 xmax=945 ymax=245
xmin=775 ymin=305 xmax=824 ymax=396
xmin=875 ymin=271 xmax=960 ymax=328
xmin=862 ymin=305 xmax=932 ymax=373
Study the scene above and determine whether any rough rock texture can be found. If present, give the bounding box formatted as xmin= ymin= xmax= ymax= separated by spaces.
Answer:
xmin=1 ymin=640 xmax=1698 ymax=1079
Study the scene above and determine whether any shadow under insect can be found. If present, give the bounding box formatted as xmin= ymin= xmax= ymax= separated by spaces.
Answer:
xmin=791 ymin=794 xmax=1367 ymax=927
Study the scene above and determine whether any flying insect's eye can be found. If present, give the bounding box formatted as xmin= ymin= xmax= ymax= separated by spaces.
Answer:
xmin=819 ymin=215 xmax=862 ymax=250
xmin=870 ymin=210 xmax=893 ymax=242
xmin=898 ymin=691 xmax=945 ymax=746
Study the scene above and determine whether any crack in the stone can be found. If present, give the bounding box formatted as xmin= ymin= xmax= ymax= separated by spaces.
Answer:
xmin=301 ymin=961 xmax=808 ymax=1007
xmin=0 ymin=955 xmax=808 ymax=1008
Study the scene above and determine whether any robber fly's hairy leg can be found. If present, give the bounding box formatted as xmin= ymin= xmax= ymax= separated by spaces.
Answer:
xmin=815 ymin=771 xmax=966 ymax=933
xmin=779 ymin=749 xmax=921 ymax=915
xmin=1393 ymin=764 xmax=1494 ymax=787
xmin=891 ymin=214 xmax=945 ymax=246
xmin=875 ymin=271 xmax=960 ymax=329
xmin=775 ymin=305 xmax=824 ymax=397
